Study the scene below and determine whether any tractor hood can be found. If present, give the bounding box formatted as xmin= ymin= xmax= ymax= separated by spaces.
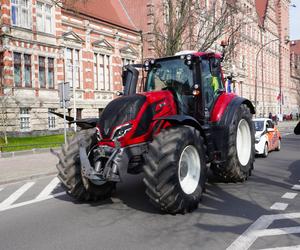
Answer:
xmin=98 ymin=90 xmax=177 ymax=146
xmin=98 ymin=94 xmax=146 ymax=139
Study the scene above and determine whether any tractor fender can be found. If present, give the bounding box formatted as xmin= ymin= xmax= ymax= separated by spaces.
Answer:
xmin=154 ymin=115 xmax=203 ymax=132
xmin=218 ymin=96 xmax=255 ymax=126
xmin=209 ymin=96 xmax=255 ymax=164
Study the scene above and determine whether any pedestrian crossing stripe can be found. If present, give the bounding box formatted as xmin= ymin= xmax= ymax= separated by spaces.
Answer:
xmin=0 ymin=177 xmax=65 ymax=212
xmin=227 ymin=213 xmax=300 ymax=250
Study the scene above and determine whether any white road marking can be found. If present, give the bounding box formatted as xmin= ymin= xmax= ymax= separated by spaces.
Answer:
xmin=256 ymin=226 xmax=300 ymax=237
xmin=0 ymin=182 xmax=35 ymax=209
xmin=35 ymin=177 xmax=60 ymax=200
xmin=281 ymin=192 xmax=298 ymax=199
xmin=227 ymin=213 xmax=300 ymax=250
xmin=292 ymin=185 xmax=300 ymax=190
xmin=260 ymin=245 xmax=300 ymax=250
xmin=0 ymin=191 xmax=65 ymax=212
xmin=270 ymin=202 xmax=288 ymax=210
xmin=0 ymin=188 xmax=3 ymax=192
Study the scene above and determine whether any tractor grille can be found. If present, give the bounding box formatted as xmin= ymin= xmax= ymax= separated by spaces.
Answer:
xmin=98 ymin=94 xmax=146 ymax=139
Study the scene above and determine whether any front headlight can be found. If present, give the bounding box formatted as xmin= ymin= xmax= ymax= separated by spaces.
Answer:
xmin=112 ymin=123 xmax=132 ymax=139
xmin=96 ymin=126 xmax=102 ymax=141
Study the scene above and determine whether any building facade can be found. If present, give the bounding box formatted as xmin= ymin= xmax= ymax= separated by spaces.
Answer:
xmin=0 ymin=0 xmax=141 ymax=135
xmin=290 ymin=40 xmax=300 ymax=114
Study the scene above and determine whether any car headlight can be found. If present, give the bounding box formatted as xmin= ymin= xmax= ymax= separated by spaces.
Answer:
xmin=112 ymin=123 xmax=132 ymax=139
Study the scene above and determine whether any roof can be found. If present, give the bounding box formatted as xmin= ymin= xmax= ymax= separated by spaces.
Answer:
xmin=290 ymin=40 xmax=300 ymax=55
xmin=63 ymin=0 xmax=137 ymax=31
xmin=255 ymin=0 xmax=269 ymax=28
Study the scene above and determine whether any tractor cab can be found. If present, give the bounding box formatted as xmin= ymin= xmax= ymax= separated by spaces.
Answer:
xmin=123 ymin=52 xmax=225 ymax=121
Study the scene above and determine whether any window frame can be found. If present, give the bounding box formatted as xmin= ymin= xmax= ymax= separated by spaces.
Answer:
xmin=11 ymin=0 xmax=32 ymax=29
xmin=20 ymin=107 xmax=30 ymax=131
xmin=38 ymin=56 xmax=46 ymax=88
xmin=36 ymin=1 xmax=54 ymax=34
xmin=48 ymin=108 xmax=56 ymax=129
xmin=13 ymin=52 xmax=22 ymax=87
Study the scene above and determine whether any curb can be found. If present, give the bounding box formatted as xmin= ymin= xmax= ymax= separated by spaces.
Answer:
xmin=0 ymin=147 xmax=60 ymax=158
xmin=0 ymin=171 xmax=58 ymax=186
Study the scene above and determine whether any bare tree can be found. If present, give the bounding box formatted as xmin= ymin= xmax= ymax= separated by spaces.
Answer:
xmin=151 ymin=0 xmax=245 ymax=60
xmin=0 ymin=85 xmax=15 ymax=145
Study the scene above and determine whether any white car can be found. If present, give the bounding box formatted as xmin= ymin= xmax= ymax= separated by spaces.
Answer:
xmin=253 ymin=118 xmax=281 ymax=157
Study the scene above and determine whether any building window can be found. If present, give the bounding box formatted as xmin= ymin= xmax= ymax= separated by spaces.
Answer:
xmin=48 ymin=108 xmax=56 ymax=129
xmin=11 ymin=0 xmax=31 ymax=29
xmin=24 ymin=54 xmax=31 ymax=87
xmin=94 ymin=53 xmax=111 ymax=90
xmin=39 ymin=56 xmax=46 ymax=88
xmin=36 ymin=2 xmax=53 ymax=33
xmin=13 ymin=52 xmax=33 ymax=88
xmin=13 ymin=52 xmax=22 ymax=87
xmin=93 ymin=54 xmax=98 ymax=90
xmin=48 ymin=58 xmax=54 ymax=88
xmin=20 ymin=107 xmax=30 ymax=131
xmin=66 ymin=48 xmax=80 ymax=88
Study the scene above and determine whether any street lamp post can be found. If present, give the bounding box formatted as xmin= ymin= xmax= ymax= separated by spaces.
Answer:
xmin=254 ymin=38 xmax=279 ymax=117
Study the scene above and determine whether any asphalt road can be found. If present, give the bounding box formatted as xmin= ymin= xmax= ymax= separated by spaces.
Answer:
xmin=0 ymin=133 xmax=299 ymax=250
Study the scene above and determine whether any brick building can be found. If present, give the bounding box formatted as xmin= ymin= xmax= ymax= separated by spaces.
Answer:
xmin=290 ymin=40 xmax=300 ymax=114
xmin=0 ymin=0 xmax=141 ymax=135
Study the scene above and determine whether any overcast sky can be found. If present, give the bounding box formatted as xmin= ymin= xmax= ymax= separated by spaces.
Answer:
xmin=290 ymin=2 xmax=300 ymax=40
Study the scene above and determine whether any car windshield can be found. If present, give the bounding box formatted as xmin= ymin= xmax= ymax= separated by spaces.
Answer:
xmin=145 ymin=58 xmax=193 ymax=93
xmin=254 ymin=121 xmax=264 ymax=131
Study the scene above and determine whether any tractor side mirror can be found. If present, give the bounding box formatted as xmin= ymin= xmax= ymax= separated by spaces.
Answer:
xmin=210 ymin=58 xmax=221 ymax=77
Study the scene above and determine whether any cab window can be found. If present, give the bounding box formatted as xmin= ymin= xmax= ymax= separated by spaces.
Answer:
xmin=201 ymin=58 xmax=223 ymax=110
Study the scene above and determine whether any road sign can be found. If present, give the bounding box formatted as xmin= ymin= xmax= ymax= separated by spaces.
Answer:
xmin=58 ymin=82 xmax=70 ymax=108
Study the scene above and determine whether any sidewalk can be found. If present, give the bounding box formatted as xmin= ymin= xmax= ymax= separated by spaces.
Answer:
xmin=0 ymin=151 xmax=58 ymax=185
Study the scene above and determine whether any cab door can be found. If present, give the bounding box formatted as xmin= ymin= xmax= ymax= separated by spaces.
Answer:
xmin=200 ymin=58 xmax=223 ymax=117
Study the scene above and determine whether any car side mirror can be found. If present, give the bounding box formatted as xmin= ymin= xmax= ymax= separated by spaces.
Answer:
xmin=267 ymin=128 xmax=275 ymax=132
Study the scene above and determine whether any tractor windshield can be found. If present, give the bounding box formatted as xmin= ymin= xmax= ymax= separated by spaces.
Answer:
xmin=145 ymin=58 xmax=193 ymax=94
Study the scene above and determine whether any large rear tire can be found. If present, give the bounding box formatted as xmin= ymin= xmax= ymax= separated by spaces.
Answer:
xmin=211 ymin=104 xmax=255 ymax=182
xmin=57 ymin=128 xmax=115 ymax=201
xmin=143 ymin=126 xmax=207 ymax=214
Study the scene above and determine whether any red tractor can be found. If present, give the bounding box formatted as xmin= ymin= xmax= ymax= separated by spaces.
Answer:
xmin=55 ymin=51 xmax=255 ymax=214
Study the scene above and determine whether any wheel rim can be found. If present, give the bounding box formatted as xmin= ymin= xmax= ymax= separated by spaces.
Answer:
xmin=236 ymin=119 xmax=252 ymax=166
xmin=178 ymin=145 xmax=201 ymax=195
xmin=278 ymin=140 xmax=281 ymax=150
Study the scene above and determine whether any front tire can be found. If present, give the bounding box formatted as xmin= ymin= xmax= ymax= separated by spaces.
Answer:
xmin=143 ymin=126 xmax=207 ymax=214
xmin=56 ymin=128 xmax=115 ymax=201
xmin=211 ymin=104 xmax=255 ymax=182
